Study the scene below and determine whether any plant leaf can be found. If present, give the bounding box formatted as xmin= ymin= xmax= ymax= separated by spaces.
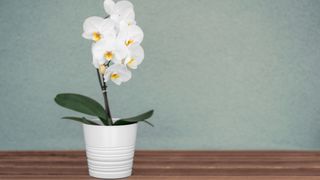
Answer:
xmin=112 ymin=120 xmax=136 ymax=126
xmin=62 ymin=116 xmax=100 ymax=125
xmin=54 ymin=93 xmax=108 ymax=124
xmin=143 ymin=120 xmax=154 ymax=127
xmin=114 ymin=110 xmax=154 ymax=127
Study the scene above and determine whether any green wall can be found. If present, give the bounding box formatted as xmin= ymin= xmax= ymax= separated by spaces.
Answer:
xmin=1 ymin=0 xmax=320 ymax=150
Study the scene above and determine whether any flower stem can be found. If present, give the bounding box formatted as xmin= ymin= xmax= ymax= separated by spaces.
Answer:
xmin=96 ymin=69 xmax=113 ymax=125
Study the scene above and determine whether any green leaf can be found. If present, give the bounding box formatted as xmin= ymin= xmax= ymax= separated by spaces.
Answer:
xmin=143 ymin=120 xmax=154 ymax=127
xmin=112 ymin=120 xmax=136 ymax=126
xmin=62 ymin=117 xmax=100 ymax=125
xmin=54 ymin=93 xmax=108 ymax=125
xmin=114 ymin=110 xmax=154 ymax=127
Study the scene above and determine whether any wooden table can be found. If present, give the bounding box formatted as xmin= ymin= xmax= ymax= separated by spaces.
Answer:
xmin=0 ymin=151 xmax=320 ymax=179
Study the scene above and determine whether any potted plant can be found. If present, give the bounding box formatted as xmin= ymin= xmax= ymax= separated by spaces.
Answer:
xmin=54 ymin=0 xmax=153 ymax=179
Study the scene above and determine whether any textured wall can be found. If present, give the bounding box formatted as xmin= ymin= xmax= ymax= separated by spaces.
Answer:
xmin=1 ymin=0 xmax=320 ymax=150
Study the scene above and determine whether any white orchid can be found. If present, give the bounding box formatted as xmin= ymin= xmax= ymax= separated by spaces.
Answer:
xmin=118 ymin=21 xmax=144 ymax=47
xmin=82 ymin=0 xmax=145 ymax=85
xmin=55 ymin=0 xmax=154 ymax=130
xmin=104 ymin=0 xmax=136 ymax=26
xmin=92 ymin=38 xmax=128 ymax=65
xmin=82 ymin=16 xmax=116 ymax=42
xmin=125 ymin=44 xmax=144 ymax=69
xmin=104 ymin=64 xmax=132 ymax=85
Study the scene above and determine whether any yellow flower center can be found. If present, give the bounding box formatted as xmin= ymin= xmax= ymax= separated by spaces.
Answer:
xmin=98 ymin=65 xmax=106 ymax=74
xmin=93 ymin=32 xmax=101 ymax=42
xmin=125 ymin=39 xmax=134 ymax=46
xmin=111 ymin=73 xmax=120 ymax=80
xmin=104 ymin=51 xmax=113 ymax=60
xmin=128 ymin=58 xmax=136 ymax=65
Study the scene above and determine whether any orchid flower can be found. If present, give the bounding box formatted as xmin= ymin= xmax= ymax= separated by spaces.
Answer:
xmin=124 ymin=44 xmax=144 ymax=69
xmin=81 ymin=0 xmax=145 ymax=85
xmin=104 ymin=64 xmax=132 ymax=85
xmin=104 ymin=0 xmax=136 ymax=26
xmin=92 ymin=38 xmax=128 ymax=66
xmin=118 ymin=21 xmax=144 ymax=47
xmin=82 ymin=16 xmax=116 ymax=42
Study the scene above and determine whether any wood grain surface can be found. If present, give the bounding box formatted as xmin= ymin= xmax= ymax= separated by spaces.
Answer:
xmin=0 ymin=151 xmax=320 ymax=179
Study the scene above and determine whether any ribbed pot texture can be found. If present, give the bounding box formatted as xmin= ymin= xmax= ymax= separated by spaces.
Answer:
xmin=83 ymin=123 xmax=138 ymax=179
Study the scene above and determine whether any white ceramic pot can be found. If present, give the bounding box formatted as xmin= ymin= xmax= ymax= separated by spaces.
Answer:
xmin=82 ymin=122 xmax=138 ymax=179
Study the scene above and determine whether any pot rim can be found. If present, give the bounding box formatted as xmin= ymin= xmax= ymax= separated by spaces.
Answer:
xmin=83 ymin=122 xmax=137 ymax=128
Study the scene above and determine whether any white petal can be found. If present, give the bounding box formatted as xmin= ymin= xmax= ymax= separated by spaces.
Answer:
xmin=128 ymin=25 xmax=144 ymax=44
xmin=100 ymin=18 xmax=116 ymax=38
xmin=130 ymin=44 xmax=144 ymax=64
xmin=92 ymin=39 xmax=116 ymax=61
xmin=112 ymin=77 xmax=122 ymax=85
xmin=107 ymin=63 xmax=119 ymax=71
xmin=125 ymin=44 xmax=144 ymax=69
xmin=114 ymin=1 xmax=134 ymax=14
xmin=121 ymin=8 xmax=136 ymax=25
xmin=120 ymin=68 xmax=132 ymax=82
xmin=103 ymin=70 xmax=111 ymax=82
xmin=92 ymin=58 xmax=100 ymax=69
xmin=108 ymin=1 xmax=135 ymax=25
xmin=114 ymin=41 xmax=129 ymax=63
xmin=98 ymin=58 xmax=107 ymax=66
xmin=104 ymin=0 xmax=115 ymax=15
xmin=103 ymin=64 xmax=131 ymax=85
xmin=126 ymin=57 xmax=138 ymax=69
xmin=117 ymin=21 xmax=130 ymax=41
xmin=108 ymin=64 xmax=122 ymax=85
xmin=118 ymin=23 xmax=144 ymax=45
xmin=82 ymin=32 xmax=92 ymax=39
xmin=83 ymin=16 xmax=104 ymax=39
xmin=92 ymin=44 xmax=106 ymax=61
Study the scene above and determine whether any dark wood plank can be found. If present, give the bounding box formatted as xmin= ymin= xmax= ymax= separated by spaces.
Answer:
xmin=0 ymin=151 xmax=320 ymax=179
xmin=2 ymin=175 xmax=320 ymax=180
